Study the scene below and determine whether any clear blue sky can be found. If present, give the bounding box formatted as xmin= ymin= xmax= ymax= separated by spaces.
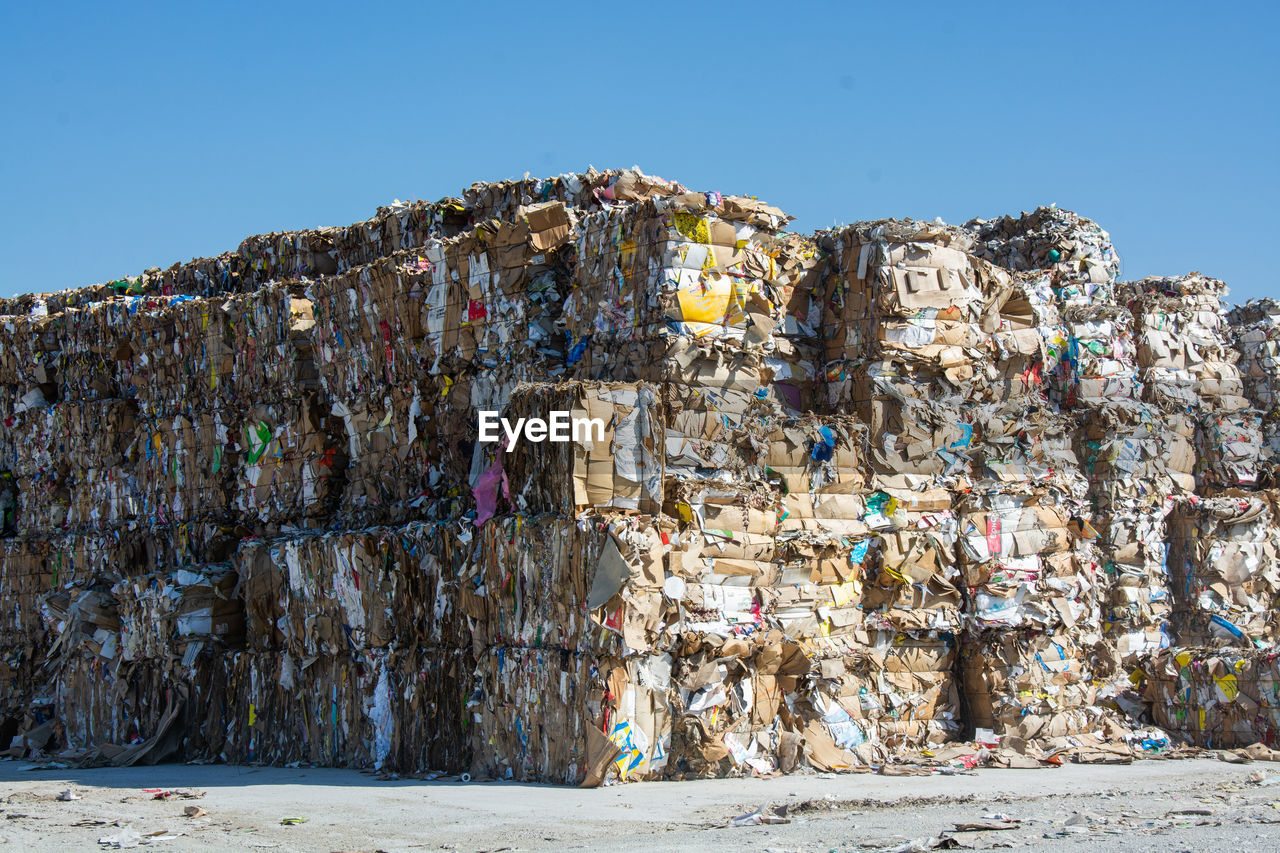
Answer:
xmin=2 ymin=2 xmax=1277 ymax=303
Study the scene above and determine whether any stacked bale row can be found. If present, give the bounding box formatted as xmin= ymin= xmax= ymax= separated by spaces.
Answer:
xmin=3 ymin=168 xmax=1280 ymax=774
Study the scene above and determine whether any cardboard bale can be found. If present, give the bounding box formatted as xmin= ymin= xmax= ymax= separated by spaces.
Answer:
xmin=456 ymin=514 xmax=633 ymax=652
xmin=126 ymin=286 xmax=306 ymax=417
xmin=218 ymin=651 xmax=371 ymax=767
xmin=237 ymin=523 xmax=471 ymax=656
xmin=1229 ymin=298 xmax=1280 ymax=482
xmin=663 ymin=386 xmax=864 ymax=492
xmin=958 ymin=493 xmax=1098 ymax=634
xmin=38 ymin=531 xmax=144 ymax=585
xmin=955 ymin=402 xmax=1096 ymax=636
xmin=1076 ymin=402 xmax=1196 ymax=495
xmin=41 ymin=561 xmax=244 ymax=673
xmin=462 ymin=167 xmax=686 ymax=225
xmin=1198 ymin=410 xmax=1265 ymax=489
xmin=1092 ymin=494 xmax=1175 ymax=660
xmin=306 ymin=229 xmax=564 ymax=398
xmin=816 ymin=222 xmax=1021 ymax=412
xmin=1072 ymin=400 xmax=1189 ymax=659
xmin=0 ymin=539 xmax=53 ymax=712
xmin=965 ymin=206 xmax=1120 ymax=305
xmin=381 ymin=645 xmax=474 ymax=775
xmin=214 ymin=647 xmax=471 ymax=773
xmin=563 ymin=194 xmax=808 ymax=371
xmin=0 ymin=284 xmax=122 ymax=318
xmin=231 ymin=397 xmax=336 ymax=523
xmin=224 ymin=198 xmax=458 ymax=289
xmin=501 ymin=382 xmax=664 ymax=516
xmin=308 ymin=255 xmax=441 ymax=396
xmin=132 ymin=411 xmax=232 ymax=528
xmin=469 ymin=646 xmax=607 ymax=783
xmin=663 ymin=632 xmax=799 ymax=778
xmin=112 ymin=565 xmax=244 ymax=662
xmin=970 ymin=401 xmax=1084 ymax=494
xmin=806 ymin=630 xmax=961 ymax=752
xmin=1118 ymin=276 xmax=1267 ymax=495
xmin=19 ymin=168 xmax=1280 ymax=775
xmin=0 ymin=644 xmax=44 ymax=719
xmin=649 ymin=337 xmax=819 ymax=415
xmin=54 ymin=655 xmax=198 ymax=762
xmin=962 ymin=629 xmax=1113 ymax=740
xmin=1166 ymin=493 xmax=1280 ymax=646
xmin=1143 ymin=647 xmax=1280 ymax=748
xmin=1121 ymin=274 xmax=1250 ymax=413
xmin=1231 ymin=299 xmax=1280 ymax=405
xmin=328 ymin=384 xmax=444 ymax=525
xmin=0 ymin=299 xmax=133 ymax=405
xmin=763 ymin=487 xmax=961 ymax=636
xmin=2 ymin=399 xmax=139 ymax=535
xmin=1059 ymin=305 xmax=1141 ymax=405
xmin=850 ymin=496 xmax=964 ymax=633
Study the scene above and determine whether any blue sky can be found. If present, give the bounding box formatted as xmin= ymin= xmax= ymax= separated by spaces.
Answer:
xmin=1 ymin=2 xmax=1277 ymax=303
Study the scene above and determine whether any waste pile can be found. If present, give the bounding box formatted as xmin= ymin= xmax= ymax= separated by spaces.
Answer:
xmin=1 ymin=170 xmax=1278 ymax=781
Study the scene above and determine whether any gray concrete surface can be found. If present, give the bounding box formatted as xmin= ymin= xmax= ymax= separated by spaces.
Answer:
xmin=1 ymin=757 xmax=1277 ymax=851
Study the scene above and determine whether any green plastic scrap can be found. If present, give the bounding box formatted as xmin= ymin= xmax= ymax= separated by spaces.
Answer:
xmin=244 ymin=421 xmax=273 ymax=465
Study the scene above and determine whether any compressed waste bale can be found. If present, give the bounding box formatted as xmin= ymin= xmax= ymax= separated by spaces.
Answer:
xmin=1118 ymin=276 xmax=1265 ymax=491
xmin=329 ymin=384 xmax=441 ymax=524
xmin=817 ymin=220 xmax=1015 ymax=413
xmin=2 ymin=399 xmax=139 ymax=535
xmin=0 ymin=540 xmax=53 ymax=714
xmin=126 ymin=286 xmax=308 ymax=417
xmin=111 ymin=565 xmax=244 ymax=662
xmin=456 ymin=514 xmax=615 ymax=651
xmin=1198 ymin=410 xmax=1265 ymax=489
xmin=500 ymin=382 xmax=664 ymax=516
xmin=1229 ymin=298 xmax=1280 ymax=483
xmin=231 ymin=397 xmax=337 ymax=523
xmin=216 ymin=647 xmax=471 ymax=773
xmin=0 ymin=540 xmax=53 ymax=640
xmin=805 ymin=630 xmax=961 ymax=752
xmin=10 ymin=166 xmax=1280 ymax=778
xmin=1092 ymin=494 xmax=1176 ymax=659
xmin=468 ymin=645 xmax=606 ymax=783
xmin=957 ymin=492 xmax=1098 ymax=633
xmin=1166 ymin=493 xmax=1280 ymax=646
xmin=237 ymin=523 xmax=471 ymax=655
xmin=965 ymin=205 xmax=1121 ymax=305
xmin=37 ymin=531 xmax=145 ymax=585
xmin=132 ymin=411 xmax=232 ymax=527
xmin=41 ymin=563 xmax=244 ymax=670
xmin=961 ymin=629 xmax=1119 ymax=742
xmin=1232 ymin=299 xmax=1280 ymax=408
xmin=1142 ymin=647 xmax=1280 ymax=748
xmin=54 ymin=655 xmax=200 ymax=762
xmin=1121 ymin=274 xmax=1250 ymax=413
xmin=1059 ymin=306 xmax=1141 ymax=405
xmin=564 ymin=193 xmax=817 ymax=380
xmin=1073 ymin=402 xmax=1189 ymax=659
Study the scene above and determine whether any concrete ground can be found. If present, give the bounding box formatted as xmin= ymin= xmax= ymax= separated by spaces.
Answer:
xmin=1 ymin=757 xmax=1277 ymax=851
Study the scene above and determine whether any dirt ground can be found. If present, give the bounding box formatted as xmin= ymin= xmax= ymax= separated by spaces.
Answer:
xmin=1 ymin=757 xmax=1278 ymax=851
